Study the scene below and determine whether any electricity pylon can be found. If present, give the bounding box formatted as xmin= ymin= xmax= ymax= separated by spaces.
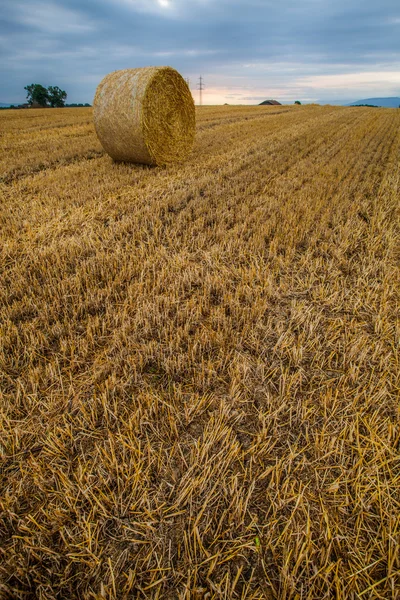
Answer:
xmin=197 ymin=76 xmax=204 ymax=106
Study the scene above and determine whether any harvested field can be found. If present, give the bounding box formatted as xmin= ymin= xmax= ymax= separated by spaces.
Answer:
xmin=0 ymin=104 xmax=399 ymax=599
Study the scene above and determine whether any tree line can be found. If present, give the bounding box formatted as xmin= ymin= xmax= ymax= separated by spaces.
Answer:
xmin=0 ymin=84 xmax=92 ymax=109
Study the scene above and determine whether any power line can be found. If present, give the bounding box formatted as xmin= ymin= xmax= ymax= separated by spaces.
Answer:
xmin=197 ymin=75 xmax=204 ymax=106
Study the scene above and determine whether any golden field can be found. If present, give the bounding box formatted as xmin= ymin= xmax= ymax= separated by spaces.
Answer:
xmin=0 ymin=105 xmax=399 ymax=599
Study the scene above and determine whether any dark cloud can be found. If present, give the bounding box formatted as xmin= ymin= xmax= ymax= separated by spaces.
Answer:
xmin=1 ymin=0 xmax=399 ymax=104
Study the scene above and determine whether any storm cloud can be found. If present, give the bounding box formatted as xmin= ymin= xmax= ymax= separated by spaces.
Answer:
xmin=1 ymin=0 xmax=399 ymax=104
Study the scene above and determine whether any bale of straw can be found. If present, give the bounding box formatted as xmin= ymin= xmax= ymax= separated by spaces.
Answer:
xmin=93 ymin=66 xmax=195 ymax=166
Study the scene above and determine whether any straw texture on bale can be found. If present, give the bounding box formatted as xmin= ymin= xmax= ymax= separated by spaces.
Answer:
xmin=93 ymin=66 xmax=195 ymax=165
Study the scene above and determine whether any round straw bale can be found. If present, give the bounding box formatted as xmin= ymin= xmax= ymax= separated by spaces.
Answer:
xmin=93 ymin=66 xmax=195 ymax=166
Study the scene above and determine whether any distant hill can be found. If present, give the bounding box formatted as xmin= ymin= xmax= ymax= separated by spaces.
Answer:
xmin=348 ymin=97 xmax=400 ymax=108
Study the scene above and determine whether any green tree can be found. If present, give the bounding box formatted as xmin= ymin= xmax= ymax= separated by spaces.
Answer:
xmin=24 ymin=84 xmax=49 ymax=106
xmin=294 ymin=100 xmax=301 ymax=105
xmin=47 ymin=86 xmax=67 ymax=107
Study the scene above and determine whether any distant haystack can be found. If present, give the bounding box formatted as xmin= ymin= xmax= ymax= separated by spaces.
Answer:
xmin=259 ymin=100 xmax=281 ymax=106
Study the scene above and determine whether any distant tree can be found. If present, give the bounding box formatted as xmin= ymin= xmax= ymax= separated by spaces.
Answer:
xmin=24 ymin=84 xmax=67 ymax=107
xmin=24 ymin=84 xmax=49 ymax=107
xmin=47 ymin=86 xmax=67 ymax=107
xmin=294 ymin=100 xmax=301 ymax=105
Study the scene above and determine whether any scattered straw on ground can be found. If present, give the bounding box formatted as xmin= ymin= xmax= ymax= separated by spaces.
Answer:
xmin=0 ymin=104 xmax=399 ymax=599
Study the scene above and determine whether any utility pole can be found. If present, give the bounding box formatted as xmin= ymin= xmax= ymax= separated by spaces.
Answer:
xmin=197 ymin=75 xmax=204 ymax=106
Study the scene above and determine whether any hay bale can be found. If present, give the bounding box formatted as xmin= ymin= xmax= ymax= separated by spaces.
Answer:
xmin=93 ymin=66 xmax=195 ymax=166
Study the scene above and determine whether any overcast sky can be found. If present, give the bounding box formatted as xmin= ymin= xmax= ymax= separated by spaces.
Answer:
xmin=1 ymin=0 xmax=399 ymax=105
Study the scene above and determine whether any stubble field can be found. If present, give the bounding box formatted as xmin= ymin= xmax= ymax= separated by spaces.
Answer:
xmin=0 ymin=104 xmax=399 ymax=599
